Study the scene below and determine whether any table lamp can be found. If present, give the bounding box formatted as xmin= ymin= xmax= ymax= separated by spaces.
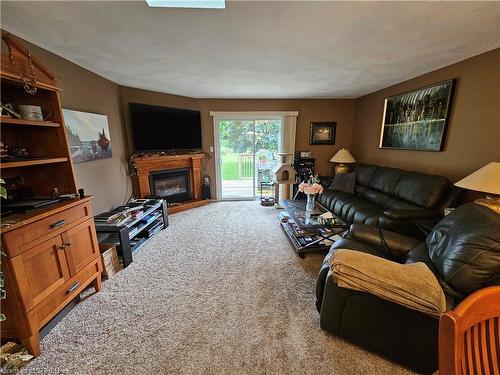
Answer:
xmin=454 ymin=162 xmax=500 ymax=214
xmin=329 ymin=148 xmax=356 ymax=175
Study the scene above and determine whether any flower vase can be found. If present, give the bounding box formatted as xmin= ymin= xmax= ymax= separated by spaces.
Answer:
xmin=306 ymin=194 xmax=315 ymax=212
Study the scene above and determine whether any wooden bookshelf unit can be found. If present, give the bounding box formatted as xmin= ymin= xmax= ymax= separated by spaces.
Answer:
xmin=0 ymin=33 xmax=103 ymax=357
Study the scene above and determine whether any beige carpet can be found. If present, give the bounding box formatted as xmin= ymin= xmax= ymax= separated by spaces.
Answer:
xmin=22 ymin=201 xmax=418 ymax=375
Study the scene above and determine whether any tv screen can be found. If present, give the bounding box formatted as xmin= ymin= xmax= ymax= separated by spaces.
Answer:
xmin=129 ymin=103 xmax=202 ymax=151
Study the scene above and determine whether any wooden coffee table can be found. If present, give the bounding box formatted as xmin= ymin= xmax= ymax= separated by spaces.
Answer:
xmin=280 ymin=199 xmax=349 ymax=258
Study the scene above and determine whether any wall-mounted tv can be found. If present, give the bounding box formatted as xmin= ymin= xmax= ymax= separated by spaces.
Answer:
xmin=129 ymin=103 xmax=202 ymax=152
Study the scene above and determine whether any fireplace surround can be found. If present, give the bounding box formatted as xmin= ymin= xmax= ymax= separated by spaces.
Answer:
xmin=130 ymin=153 xmax=209 ymax=214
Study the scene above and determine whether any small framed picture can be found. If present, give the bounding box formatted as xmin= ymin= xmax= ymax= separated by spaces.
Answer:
xmin=310 ymin=122 xmax=336 ymax=145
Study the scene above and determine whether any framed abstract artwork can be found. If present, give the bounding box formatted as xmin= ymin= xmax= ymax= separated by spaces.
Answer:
xmin=379 ymin=79 xmax=455 ymax=151
xmin=63 ymin=109 xmax=112 ymax=164
xmin=310 ymin=122 xmax=336 ymax=145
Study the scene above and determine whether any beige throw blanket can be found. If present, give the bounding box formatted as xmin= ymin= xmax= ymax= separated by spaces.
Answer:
xmin=330 ymin=249 xmax=446 ymax=317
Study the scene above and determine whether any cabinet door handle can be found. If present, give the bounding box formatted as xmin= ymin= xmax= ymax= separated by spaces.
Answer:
xmin=66 ymin=282 xmax=80 ymax=294
xmin=50 ymin=220 xmax=65 ymax=229
xmin=63 ymin=242 xmax=72 ymax=247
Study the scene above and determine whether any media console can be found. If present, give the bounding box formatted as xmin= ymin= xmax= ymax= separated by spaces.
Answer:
xmin=94 ymin=199 xmax=168 ymax=268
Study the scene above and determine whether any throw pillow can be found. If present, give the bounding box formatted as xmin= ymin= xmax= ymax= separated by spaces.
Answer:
xmin=329 ymin=171 xmax=356 ymax=194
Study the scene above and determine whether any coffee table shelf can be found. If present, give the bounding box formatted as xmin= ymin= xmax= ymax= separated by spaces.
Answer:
xmin=280 ymin=199 xmax=348 ymax=258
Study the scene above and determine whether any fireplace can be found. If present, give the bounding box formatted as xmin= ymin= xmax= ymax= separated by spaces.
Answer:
xmin=131 ymin=153 xmax=208 ymax=214
xmin=149 ymin=168 xmax=190 ymax=203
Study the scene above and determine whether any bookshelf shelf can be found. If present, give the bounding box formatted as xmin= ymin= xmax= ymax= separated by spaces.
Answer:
xmin=0 ymin=157 xmax=69 ymax=169
xmin=0 ymin=116 xmax=61 ymax=128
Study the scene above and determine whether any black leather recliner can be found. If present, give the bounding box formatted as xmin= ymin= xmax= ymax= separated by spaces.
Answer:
xmin=316 ymin=203 xmax=500 ymax=374
xmin=317 ymin=163 xmax=462 ymax=237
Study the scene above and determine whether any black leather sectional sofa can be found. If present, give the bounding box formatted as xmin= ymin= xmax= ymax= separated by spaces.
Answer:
xmin=315 ymin=203 xmax=500 ymax=374
xmin=317 ymin=163 xmax=462 ymax=237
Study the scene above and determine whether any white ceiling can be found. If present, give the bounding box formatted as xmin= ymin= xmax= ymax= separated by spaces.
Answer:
xmin=1 ymin=1 xmax=499 ymax=99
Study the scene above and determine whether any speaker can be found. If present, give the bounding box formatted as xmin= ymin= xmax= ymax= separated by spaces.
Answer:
xmin=202 ymin=184 xmax=211 ymax=200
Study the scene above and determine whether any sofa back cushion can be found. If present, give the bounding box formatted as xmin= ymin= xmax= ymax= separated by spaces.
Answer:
xmin=366 ymin=167 xmax=405 ymax=194
xmin=355 ymin=163 xmax=450 ymax=209
xmin=393 ymin=172 xmax=449 ymax=208
xmin=356 ymin=163 xmax=378 ymax=187
xmin=426 ymin=203 xmax=500 ymax=296
xmin=329 ymin=171 xmax=356 ymax=194
xmin=360 ymin=167 xmax=404 ymax=206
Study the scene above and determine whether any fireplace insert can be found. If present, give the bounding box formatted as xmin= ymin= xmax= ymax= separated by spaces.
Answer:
xmin=149 ymin=168 xmax=190 ymax=203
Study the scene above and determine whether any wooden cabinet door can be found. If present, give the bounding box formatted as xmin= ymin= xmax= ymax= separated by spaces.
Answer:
xmin=9 ymin=236 xmax=69 ymax=311
xmin=62 ymin=219 xmax=100 ymax=277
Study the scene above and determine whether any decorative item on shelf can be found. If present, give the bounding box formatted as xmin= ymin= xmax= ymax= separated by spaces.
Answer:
xmin=0 ymin=142 xmax=32 ymax=162
xmin=0 ymin=176 xmax=30 ymax=201
xmin=52 ymin=187 xmax=60 ymax=198
xmin=0 ymin=103 xmax=21 ymax=119
xmin=0 ymin=178 xmax=7 ymax=200
xmin=454 ymin=162 xmax=500 ymax=214
xmin=272 ymin=153 xmax=296 ymax=209
xmin=329 ymin=148 xmax=356 ymax=175
xmin=310 ymin=122 xmax=336 ymax=145
xmin=380 ymin=79 xmax=455 ymax=151
xmin=298 ymin=175 xmax=324 ymax=212
xmin=8 ymin=47 xmax=37 ymax=95
xmin=17 ymin=105 xmax=51 ymax=121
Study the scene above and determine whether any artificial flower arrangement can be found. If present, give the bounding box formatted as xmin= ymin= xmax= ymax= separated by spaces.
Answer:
xmin=298 ymin=175 xmax=324 ymax=195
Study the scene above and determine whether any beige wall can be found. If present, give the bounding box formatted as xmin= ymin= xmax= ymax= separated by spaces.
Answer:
xmin=7 ymin=31 xmax=498 ymax=210
xmin=2 ymin=34 xmax=131 ymax=214
xmin=198 ymin=99 xmax=354 ymax=181
xmin=352 ymin=48 xmax=500 ymax=182
xmin=119 ymin=89 xmax=355 ymax=197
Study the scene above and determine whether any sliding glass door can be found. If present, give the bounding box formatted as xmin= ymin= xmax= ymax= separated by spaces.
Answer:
xmin=215 ymin=117 xmax=281 ymax=200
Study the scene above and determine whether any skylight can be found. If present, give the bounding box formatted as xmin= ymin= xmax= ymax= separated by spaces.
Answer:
xmin=146 ymin=0 xmax=225 ymax=8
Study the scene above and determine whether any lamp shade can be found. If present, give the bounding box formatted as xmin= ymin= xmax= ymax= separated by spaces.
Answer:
xmin=454 ymin=162 xmax=500 ymax=195
xmin=329 ymin=148 xmax=356 ymax=164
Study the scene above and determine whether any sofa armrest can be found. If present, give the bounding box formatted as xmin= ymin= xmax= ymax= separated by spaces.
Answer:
xmin=319 ymin=275 xmax=439 ymax=374
xmin=383 ymin=209 xmax=440 ymax=220
xmin=349 ymin=224 xmax=421 ymax=257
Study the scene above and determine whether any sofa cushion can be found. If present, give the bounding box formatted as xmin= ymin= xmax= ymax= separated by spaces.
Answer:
xmin=426 ymin=203 xmax=500 ymax=295
xmin=319 ymin=190 xmax=396 ymax=227
xmin=356 ymin=163 xmax=378 ymax=186
xmin=363 ymin=188 xmax=391 ymax=208
xmin=366 ymin=167 xmax=404 ymax=194
xmin=393 ymin=172 xmax=449 ymax=208
xmin=384 ymin=197 xmax=423 ymax=210
xmin=329 ymin=171 xmax=356 ymax=194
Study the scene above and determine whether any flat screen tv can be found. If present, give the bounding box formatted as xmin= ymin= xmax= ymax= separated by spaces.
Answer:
xmin=129 ymin=103 xmax=202 ymax=152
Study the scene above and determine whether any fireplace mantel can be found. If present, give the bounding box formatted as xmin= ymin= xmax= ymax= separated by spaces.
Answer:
xmin=130 ymin=153 xmax=208 ymax=213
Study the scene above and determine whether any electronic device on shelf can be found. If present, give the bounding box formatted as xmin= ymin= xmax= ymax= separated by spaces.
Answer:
xmin=2 ymin=198 xmax=61 ymax=213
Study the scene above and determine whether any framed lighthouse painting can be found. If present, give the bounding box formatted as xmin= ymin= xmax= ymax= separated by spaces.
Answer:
xmin=63 ymin=109 xmax=112 ymax=164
